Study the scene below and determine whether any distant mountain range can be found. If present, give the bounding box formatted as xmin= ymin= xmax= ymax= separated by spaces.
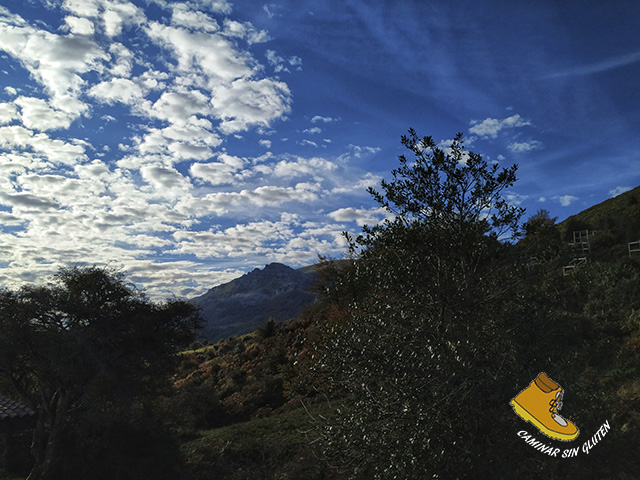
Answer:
xmin=190 ymin=263 xmax=319 ymax=342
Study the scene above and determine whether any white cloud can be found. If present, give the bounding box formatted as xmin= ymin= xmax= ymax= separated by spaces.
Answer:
xmin=263 ymin=4 xmax=281 ymax=19
xmin=272 ymin=156 xmax=337 ymax=178
xmin=0 ymin=191 xmax=60 ymax=212
xmin=149 ymin=90 xmax=210 ymax=122
xmin=172 ymin=215 xmax=296 ymax=259
xmin=469 ymin=114 xmax=530 ymax=138
xmin=64 ymin=16 xmax=95 ymax=35
xmin=0 ymin=125 xmax=87 ymax=165
xmin=89 ymin=78 xmax=145 ymax=105
xmin=545 ymin=49 xmax=640 ymax=79
xmin=140 ymin=165 xmax=191 ymax=192
xmin=266 ymin=49 xmax=303 ymax=73
xmin=145 ymin=22 xmax=253 ymax=82
xmin=609 ymin=185 xmax=632 ymax=197
xmin=508 ymin=140 xmax=542 ymax=153
xmin=14 ymin=96 xmax=76 ymax=131
xmin=328 ymin=206 xmax=389 ymax=226
xmin=557 ymin=195 xmax=578 ymax=207
xmin=188 ymin=0 xmax=233 ymax=15
xmin=0 ymin=102 xmax=18 ymax=124
xmin=331 ymin=172 xmax=382 ymax=195
xmin=171 ymin=4 xmax=220 ymax=32
xmin=222 ymin=18 xmax=270 ymax=44
xmin=506 ymin=192 xmax=528 ymax=205
xmin=189 ymin=155 xmax=245 ymax=185
xmin=102 ymin=2 xmax=145 ymax=37
xmin=342 ymin=144 xmax=381 ymax=158
xmin=211 ymin=78 xmax=292 ymax=133
xmin=62 ymin=0 xmax=101 ymax=17
xmin=108 ymin=42 xmax=134 ymax=77
xmin=311 ymin=115 xmax=338 ymax=123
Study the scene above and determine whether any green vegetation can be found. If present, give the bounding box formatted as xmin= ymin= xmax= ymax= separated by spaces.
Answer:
xmin=183 ymin=403 xmax=331 ymax=480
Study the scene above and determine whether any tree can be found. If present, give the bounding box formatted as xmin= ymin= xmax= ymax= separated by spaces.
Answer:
xmin=0 ymin=266 xmax=202 ymax=480
xmin=319 ymin=131 xmax=526 ymax=478
xmin=520 ymin=208 xmax=563 ymax=263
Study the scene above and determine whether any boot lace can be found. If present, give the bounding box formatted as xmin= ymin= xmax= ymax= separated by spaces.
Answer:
xmin=549 ymin=393 xmax=563 ymax=415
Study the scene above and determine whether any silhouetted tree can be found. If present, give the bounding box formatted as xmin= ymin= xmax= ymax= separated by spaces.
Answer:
xmin=0 ymin=266 xmax=201 ymax=480
xmin=320 ymin=130 xmax=525 ymax=478
xmin=521 ymin=208 xmax=563 ymax=262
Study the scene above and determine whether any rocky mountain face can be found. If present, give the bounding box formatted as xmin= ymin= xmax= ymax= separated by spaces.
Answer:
xmin=191 ymin=263 xmax=318 ymax=342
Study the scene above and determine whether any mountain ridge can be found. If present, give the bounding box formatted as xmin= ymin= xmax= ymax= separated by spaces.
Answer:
xmin=190 ymin=262 xmax=318 ymax=341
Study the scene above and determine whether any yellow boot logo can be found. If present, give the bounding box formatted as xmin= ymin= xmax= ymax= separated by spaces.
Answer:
xmin=510 ymin=372 xmax=579 ymax=442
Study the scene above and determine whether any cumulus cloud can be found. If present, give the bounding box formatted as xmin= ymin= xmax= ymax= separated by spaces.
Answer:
xmin=145 ymin=22 xmax=253 ymax=82
xmin=0 ymin=125 xmax=87 ymax=165
xmin=14 ymin=95 xmax=75 ymax=131
xmin=222 ymin=18 xmax=270 ymax=44
xmin=190 ymin=159 xmax=240 ymax=185
xmin=141 ymin=165 xmax=191 ymax=192
xmin=171 ymin=4 xmax=220 ymax=32
xmin=0 ymin=15 xmax=108 ymax=117
xmin=0 ymin=191 xmax=60 ymax=211
xmin=557 ymin=195 xmax=578 ymax=207
xmin=272 ymin=157 xmax=336 ymax=178
xmin=328 ymin=206 xmax=389 ymax=226
xmin=0 ymin=102 xmax=18 ymax=124
xmin=89 ymin=78 xmax=145 ymax=105
xmin=211 ymin=78 xmax=292 ymax=133
xmin=469 ymin=114 xmax=530 ymax=138
xmin=64 ymin=16 xmax=95 ymax=35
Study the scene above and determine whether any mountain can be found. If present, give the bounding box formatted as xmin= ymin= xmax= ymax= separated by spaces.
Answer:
xmin=190 ymin=263 xmax=319 ymax=341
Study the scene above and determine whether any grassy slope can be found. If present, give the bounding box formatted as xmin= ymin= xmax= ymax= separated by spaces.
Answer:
xmin=183 ymin=403 xmax=333 ymax=480
xmin=559 ymin=185 xmax=640 ymax=238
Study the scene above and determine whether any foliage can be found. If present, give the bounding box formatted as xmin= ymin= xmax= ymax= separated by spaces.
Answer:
xmin=0 ymin=266 xmax=201 ymax=480
xmin=363 ymin=129 xmax=523 ymax=242
xmin=183 ymin=403 xmax=332 ymax=480
xmin=318 ymin=131 xmax=525 ymax=478
xmin=519 ymin=208 xmax=565 ymax=263
xmin=171 ymin=304 xmax=328 ymax=434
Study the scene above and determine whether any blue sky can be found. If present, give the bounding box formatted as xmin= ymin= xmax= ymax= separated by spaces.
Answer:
xmin=0 ymin=0 xmax=639 ymax=299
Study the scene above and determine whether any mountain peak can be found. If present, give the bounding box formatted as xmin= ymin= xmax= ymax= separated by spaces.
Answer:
xmin=190 ymin=263 xmax=318 ymax=341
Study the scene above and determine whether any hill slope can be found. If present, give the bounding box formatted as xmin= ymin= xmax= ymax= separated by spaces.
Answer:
xmin=559 ymin=185 xmax=640 ymax=241
xmin=191 ymin=263 xmax=318 ymax=341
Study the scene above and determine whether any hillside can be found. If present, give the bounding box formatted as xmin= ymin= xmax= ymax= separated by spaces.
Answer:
xmin=190 ymin=263 xmax=319 ymax=341
xmin=559 ymin=185 xmax=640 ymax=242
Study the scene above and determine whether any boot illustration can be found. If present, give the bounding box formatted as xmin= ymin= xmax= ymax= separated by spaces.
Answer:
xmin=510 ymin=372 xmax=579 ymax=441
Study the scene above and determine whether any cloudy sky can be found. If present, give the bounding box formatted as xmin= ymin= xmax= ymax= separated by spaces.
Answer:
xmin=1 ymin=0 xmax=639 ymax=299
